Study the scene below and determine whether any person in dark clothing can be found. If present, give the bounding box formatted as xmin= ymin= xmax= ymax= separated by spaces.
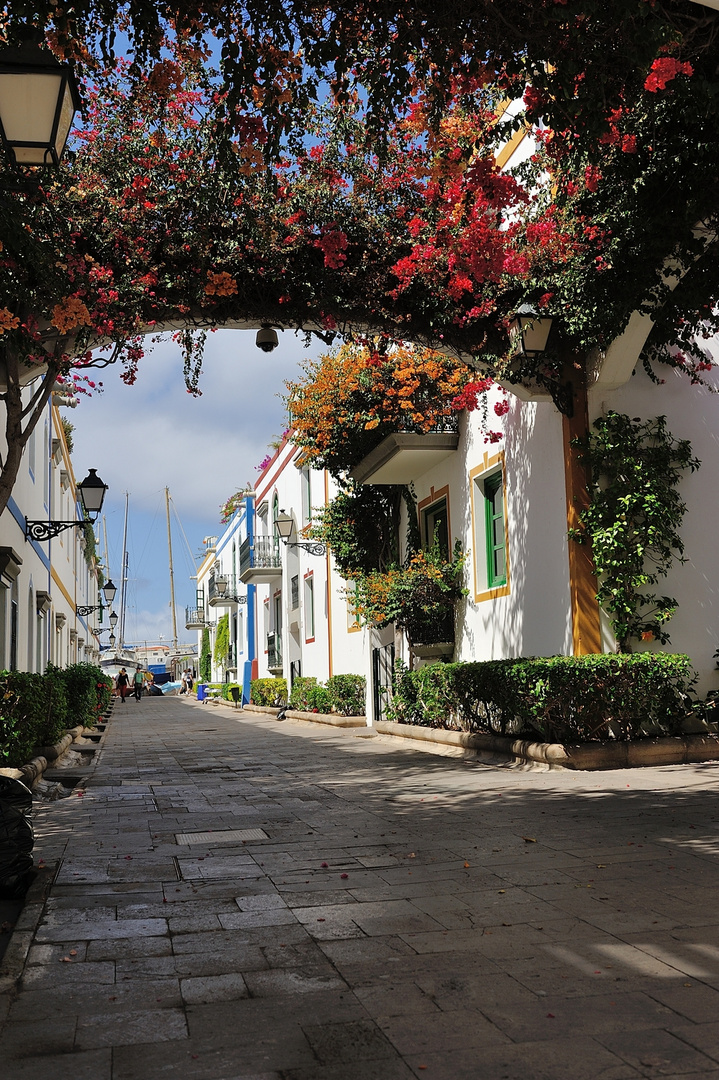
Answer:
xmin=116 ymin=668 xmax=129 ymax=703
xmin=133 ymin=666 xmax=144 ymax=701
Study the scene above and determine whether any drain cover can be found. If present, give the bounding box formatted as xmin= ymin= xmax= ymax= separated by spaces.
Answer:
xmin=175 ymin=828 xmax=269 ymax=845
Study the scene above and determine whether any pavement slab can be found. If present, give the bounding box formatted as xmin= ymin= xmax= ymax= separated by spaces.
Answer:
xmin=3 ymin=695 xmax=719 ymax=1077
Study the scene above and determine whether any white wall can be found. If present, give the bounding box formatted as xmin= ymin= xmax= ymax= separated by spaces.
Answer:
xmin=591 ymin=361 xmax=719 ymax=693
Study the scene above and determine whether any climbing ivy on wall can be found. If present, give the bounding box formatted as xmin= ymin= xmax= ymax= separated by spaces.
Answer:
xmin=200 ymin=627 xmax=212 ymax=682
xmin=572 ymin=412 xmax=700 ymax=652
xmin=214 ymin=614 xmax=230 ymax=670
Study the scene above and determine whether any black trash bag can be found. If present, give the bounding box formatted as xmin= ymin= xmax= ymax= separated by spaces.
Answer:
xmin=0 ymin=776 xmax=34 ymax=898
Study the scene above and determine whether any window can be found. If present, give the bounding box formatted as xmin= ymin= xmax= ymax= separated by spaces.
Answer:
xmin=345 ymin=580 xmax=360 ymax=632
xmin=470 ymin=456 xmax=510 ymax=602
xmin=301 ymin=468 xmax=312 ymax=526
xmin=291 ymin=575 xmax=299 ymax=609
xmin=304 ymin=574 xmax=315 ymax=641
xmin=421 ymin=496 xmax=449 ymax=557
xmin=484 ymin=474 xmax=506 ymax=588
xmin=43 ymin=421 xmax=49 ymax=507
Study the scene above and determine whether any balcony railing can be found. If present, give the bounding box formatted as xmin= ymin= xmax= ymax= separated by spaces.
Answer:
xmin=185 ymin=607 xmax=206 ymax=629
xmin=267 ymin=631 xmax=282 ymax=671
xmin=240 ymin=535 xmax=282 ymax=577
xmin=226 ymin=641 xmax=237 ymax=670
xmin=208 ymin=573 xmax=243 ymax=605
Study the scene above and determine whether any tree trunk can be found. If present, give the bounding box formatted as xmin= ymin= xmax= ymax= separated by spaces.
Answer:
xmin=0 ymin=342 xmax=58 ymax=520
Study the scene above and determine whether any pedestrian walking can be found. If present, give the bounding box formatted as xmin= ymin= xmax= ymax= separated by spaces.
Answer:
xmin=133 ymin=666 xmax=144 ymax=701
xmin=186 ymin=669 xmax=194 ymax=694
xmin=180 ymin=670 xmax=188 ymax=695
xmin=116 ymin=668 xmax=129 ymax=704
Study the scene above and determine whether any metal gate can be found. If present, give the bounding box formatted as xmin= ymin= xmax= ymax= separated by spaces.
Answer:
xmin=372 ymin=642 xmax=395 ymax=723
xmin=289 ymin=659 xmax=301 ymax=688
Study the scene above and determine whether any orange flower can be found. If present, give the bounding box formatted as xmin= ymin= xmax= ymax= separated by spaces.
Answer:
xmin=0 ymin=308 xmax=20 ymax=334
xmin=205 ymin=271 xmax=238 ymax=296
xmin=51 ymin=296 xmax=92 ymax=334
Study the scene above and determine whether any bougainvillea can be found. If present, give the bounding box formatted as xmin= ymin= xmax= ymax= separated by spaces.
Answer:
xmin=353 ymin=540 xmax=468 ymax=646
xmin=287 ymin=341 xmax=500 ymax=478
xmin=2 ymin=7 xmax=719 ymax=517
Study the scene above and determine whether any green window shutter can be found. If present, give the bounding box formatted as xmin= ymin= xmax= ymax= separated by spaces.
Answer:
xmin=484 ymin=474 xmax=506 ymax=588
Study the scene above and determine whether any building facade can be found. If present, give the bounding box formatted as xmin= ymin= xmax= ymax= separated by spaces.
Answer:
xmin=0 ymin=390 xmax=104 ymax=673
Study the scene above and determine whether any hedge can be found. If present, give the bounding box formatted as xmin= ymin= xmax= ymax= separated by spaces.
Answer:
xmin=287 ymin=674 xmax=366 ymax=715
xmin=250 ymin=677 xmax=288 ymax=707
xmin=326 ymin=674 xmax=366 ymax=716
xmin=288 ymin=676 xmax=333 ymax=714
xmin=0 ymin=663 xmax=112 ymax=768
xmin=387 ymin=654 xmax=696 ymax=743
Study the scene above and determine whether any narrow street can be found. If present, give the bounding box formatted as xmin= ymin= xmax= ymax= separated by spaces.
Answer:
xmin=3 ymin=697 xmax=719 ymax=1079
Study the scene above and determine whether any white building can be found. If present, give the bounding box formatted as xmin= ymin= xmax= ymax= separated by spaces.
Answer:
xmin=0 ymin=390 xmax=105 ymax=672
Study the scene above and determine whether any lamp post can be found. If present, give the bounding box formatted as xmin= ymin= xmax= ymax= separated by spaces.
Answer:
xmin=26 ymin=468 xmax=108 ymax=541
xmin=0 ymin=37 xmax=81 ymax=168
xmin=275 ymin=511 xmax=326 ymax=556
xmin=77 ymin=579 xmax=120 ymax=618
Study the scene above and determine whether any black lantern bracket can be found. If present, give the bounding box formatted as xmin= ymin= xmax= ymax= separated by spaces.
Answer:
xmin=26 ymin=518 xmax=87 ymax=542
xmin=283 ymin=541 xmax=327 ymax=557
xmin=274 ymin=510 xmax=326 ymax=556
xmin=77 ymin=603 xmax=102 ymax=617
xmin=26 ymin=468 xmax=108 ymax=542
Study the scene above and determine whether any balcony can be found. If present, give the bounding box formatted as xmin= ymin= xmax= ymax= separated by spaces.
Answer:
xmin=185 ymin=607 xmax=206 ymax=629
xmin=239 ymin=536 xmax=282 ymax=584
xmin=350 ymin=428 xmax=459 ymax=486
xmin=208 ymin=573 xmax=245 ymax=606
xmin=267 ymin=631 xmax=282 ymax=673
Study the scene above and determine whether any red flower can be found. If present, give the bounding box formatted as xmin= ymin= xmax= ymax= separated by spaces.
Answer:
xmin=644 ymin=58 xmax=693 ymax=93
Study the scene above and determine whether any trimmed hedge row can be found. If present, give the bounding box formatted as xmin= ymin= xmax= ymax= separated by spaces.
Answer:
xmin=250 ymin=678 xmax=288 ymax=707
xmin=387 ymin=654 xmax=696 ymax=743
xmin=0 ymin=663 xmax=113 ymax=768
xmin=288 ymin=674 xmax=366 ymax=716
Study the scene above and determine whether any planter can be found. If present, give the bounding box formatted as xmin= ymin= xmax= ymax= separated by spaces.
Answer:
xmin=412 ymin=642 xmax=454 ymax=659
xmin=374 ymin=721 xmax=719 ymax=771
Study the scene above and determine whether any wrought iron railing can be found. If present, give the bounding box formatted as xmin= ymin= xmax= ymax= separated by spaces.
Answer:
xmin=240 ymin=535 xmax=282 ymax=575
xmin=267 ymin=631 xmax=282 ymax=670
xmin=185 ymin=607 xmax=206 ymax=628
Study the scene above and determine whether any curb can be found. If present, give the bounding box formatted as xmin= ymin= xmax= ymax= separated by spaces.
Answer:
xmin=0 ymin=709 xmax=112 ymax=788
xmin=242 ymin=704 xmax=367 ymax=729
xmin=0 ymin=864 xmax=55 ymax=996
xmin=374 ymin=722 xmax=719 ymax=771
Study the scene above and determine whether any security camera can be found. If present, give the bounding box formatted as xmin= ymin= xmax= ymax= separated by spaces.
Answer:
xmin=256 ymin=326 xmax=279 ymax=353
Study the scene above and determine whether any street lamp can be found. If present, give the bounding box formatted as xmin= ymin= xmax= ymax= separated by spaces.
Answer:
xmin=275 ymin=511 xmax=326 ymax=557
xmin=26 ymin=468 xmax=108 ymax=541
xmin=77 ymin=579 xmax=120 ymax=617
xmin=0 ymin=37 xmax=81 ymax=168
xmin=214 ymin=576 xmax=247 ymax=605
xmin=109 ymin=610 xmax=119 ymax=629
xmin=508 ymin=306 xmax=573 ymax=417
xmin=509 ymin=305 xmax=554 ymax=358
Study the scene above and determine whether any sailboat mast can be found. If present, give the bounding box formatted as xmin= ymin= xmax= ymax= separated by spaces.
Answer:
xmin=165 ymin=487 xmax=179 ymax=654
xmin=119 ymin=493 xmax=129 ymax=651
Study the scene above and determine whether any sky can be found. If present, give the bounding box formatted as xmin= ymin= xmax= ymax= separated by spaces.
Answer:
xmin=70 ymin=328 xmax=325 ymax=647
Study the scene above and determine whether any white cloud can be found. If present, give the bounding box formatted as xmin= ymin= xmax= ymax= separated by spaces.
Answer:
xmin=70 ymin=328 xmax=326 ymax=647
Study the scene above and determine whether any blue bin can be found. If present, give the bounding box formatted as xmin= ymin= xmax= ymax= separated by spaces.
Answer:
xmin=196 ymin=683 xmax=206 ymax=701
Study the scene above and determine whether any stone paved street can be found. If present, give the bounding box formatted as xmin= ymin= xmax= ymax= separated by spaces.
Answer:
xmin=3 ymin=696 xmax=719 ymax=1079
